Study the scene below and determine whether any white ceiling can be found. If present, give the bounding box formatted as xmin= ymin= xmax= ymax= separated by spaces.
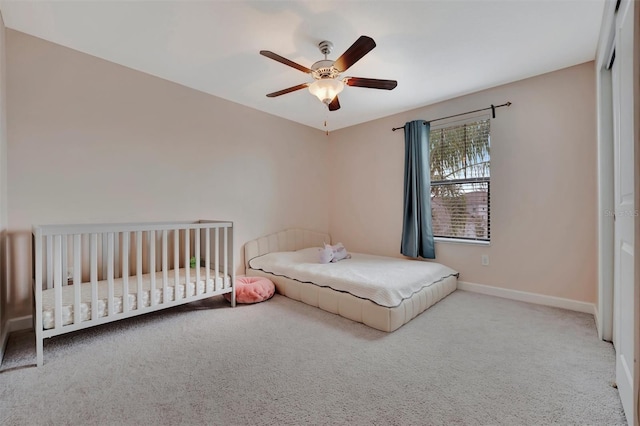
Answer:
xmin=0 ymin=0 xmax=606 ymax=131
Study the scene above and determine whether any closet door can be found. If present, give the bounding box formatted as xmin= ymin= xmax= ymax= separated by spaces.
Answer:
xmin=612 ymin=0 xmax=635 ymax=423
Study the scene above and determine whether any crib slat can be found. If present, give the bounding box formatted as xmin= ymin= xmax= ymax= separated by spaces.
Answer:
xmin=184 ymin=229 xmax=190 ymax=297
xmin=205 ymin=228 xmax=210 ymax=291
xmin=90 ymin=234 xmax=98 ymax=322
xmin=73 ymin=234 xmax=82 ymax=325
xmin=137 ymin=231 xmax=143 ymax=310
xmin=54 ymin=235 xmax=63 ymax=329
xmin=114 ymin=233 xmax=121 ymax=279
xmin=214 ymin=228 xmax=219 ymax=291
xmin=102 ymin=233 xmax=108 ymax=281
xmin=62 ymin=235 xmax=68 ymax=286
xmin=223 ymin=226 xmax=228 ymax=289
xmin=149 ymin=231 xmax=156 ymax=306
xmin=195 ymin=228 xmax=200 ymax=295
xmin=46 ymin=236 xmax=53 ymax=290
xmin=174 ymin=229 xmax=180 ymax=301
xmin=162 ymin=230 xmax=168 ymax=304
xmin=122 ymin=232 xmax=130 ymax=313
xmin=107 ymin=233 xmax=115 ymax=316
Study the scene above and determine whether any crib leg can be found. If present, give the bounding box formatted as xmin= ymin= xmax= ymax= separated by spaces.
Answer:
xmin=36 ymin=337 xmax=43 ymax=367
xmin=231 ymin=279 xmax=236 ymax=308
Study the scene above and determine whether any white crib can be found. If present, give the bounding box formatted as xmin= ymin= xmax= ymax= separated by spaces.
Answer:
xmin=32 ymin=220 xmax=235 ymax=366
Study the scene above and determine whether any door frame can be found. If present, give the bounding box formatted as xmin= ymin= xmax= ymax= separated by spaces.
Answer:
xmin=633 ymin=1 xmax=639 ymax=423
xmin=596 ymin=0 xmax=617 ymax=343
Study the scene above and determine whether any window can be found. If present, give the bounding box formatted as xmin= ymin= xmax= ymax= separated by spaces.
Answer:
xmin=429 ymin=119 xmax=490 ymax=242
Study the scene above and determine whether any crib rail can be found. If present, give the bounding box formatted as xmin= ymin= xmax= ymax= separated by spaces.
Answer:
xmin=32 ymin=220 xmax=234 ymax=366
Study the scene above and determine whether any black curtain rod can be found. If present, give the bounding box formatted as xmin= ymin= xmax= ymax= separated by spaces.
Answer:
xmin=391 ymin=102 xmax=512 ymax=132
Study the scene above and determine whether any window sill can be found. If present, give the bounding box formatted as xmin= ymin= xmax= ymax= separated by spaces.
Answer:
xmin=434 ymin=237 xmax=490 ymax=246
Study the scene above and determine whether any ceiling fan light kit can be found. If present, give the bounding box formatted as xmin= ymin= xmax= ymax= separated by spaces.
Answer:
xmin=308 ymin=78 xmax=344 ymax=105
xmin=260 ymin=35 xmax=397 ymax=111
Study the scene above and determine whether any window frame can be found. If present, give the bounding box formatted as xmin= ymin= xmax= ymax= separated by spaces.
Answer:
xmin=429 ymin=117 xmax=491 ymax=244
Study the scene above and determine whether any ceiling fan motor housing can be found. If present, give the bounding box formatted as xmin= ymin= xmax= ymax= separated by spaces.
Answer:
xmin=311 ymin=59 xmax=340 ymax=79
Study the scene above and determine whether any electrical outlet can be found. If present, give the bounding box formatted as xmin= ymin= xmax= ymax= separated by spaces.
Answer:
xmin=481 ymin=254 xmax=489 ymax=266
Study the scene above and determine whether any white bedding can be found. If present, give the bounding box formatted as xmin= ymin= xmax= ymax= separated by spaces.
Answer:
xmin=248 ymin=248 xmax=458 ymax=308
xmin=42 ymin=267 xmax=228 ymax=330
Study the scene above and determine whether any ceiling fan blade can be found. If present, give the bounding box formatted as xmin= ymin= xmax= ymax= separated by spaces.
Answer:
xmin=345 ymin=77 xmax=398 ymax=90
xmin=333 ymin=36 xmax=376 ymax=72
xmin=260 ymin=50 xmax=312 ymax=74
xmin=266 ymin=83 xmax=309 ymax=98
xmin=328 ymin=96 xmax=341 ymax=111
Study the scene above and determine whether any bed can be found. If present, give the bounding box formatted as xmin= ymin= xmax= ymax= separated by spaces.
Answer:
xmin=244 ymin=228 xmax=458 ymax=332
xmin=32 ymin=220 xmax=234 ymax=366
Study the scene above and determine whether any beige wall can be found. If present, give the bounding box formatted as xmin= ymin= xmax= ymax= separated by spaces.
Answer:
xmin=3 ymin=29 xmax=599 ymax=318
xmin=329 ymin=62 xmax=597 ymax=303
xmin=6 ymin=30 xmax=329 ymax=318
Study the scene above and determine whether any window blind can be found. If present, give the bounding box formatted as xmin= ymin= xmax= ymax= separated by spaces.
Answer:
xmin=429 ymin=119 xmax=490 ymax=241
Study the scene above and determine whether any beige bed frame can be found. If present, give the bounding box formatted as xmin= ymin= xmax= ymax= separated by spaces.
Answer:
xmin=244 ymin=228 xmax=457 ymax=332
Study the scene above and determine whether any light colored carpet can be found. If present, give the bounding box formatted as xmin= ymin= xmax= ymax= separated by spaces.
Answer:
xmin=0 ymin=290 xmax=626 ymax=425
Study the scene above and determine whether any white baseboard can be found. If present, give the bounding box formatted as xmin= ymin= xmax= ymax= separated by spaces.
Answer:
xmin=457 ymin=281 xmax=597 ymax=316
xmin=593 ymin=306 xmax=602 ymax=338
xmin=8 ymin=315 xmax=32 ymax=333
xmin=0 ymin=322 xmax=8 ymax=366
xmin=0 ymin=315 xmax=32 ymax=366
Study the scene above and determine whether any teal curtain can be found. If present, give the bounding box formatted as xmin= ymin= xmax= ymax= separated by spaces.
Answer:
xmin=401 ymin=120 xmax=435 ymax=259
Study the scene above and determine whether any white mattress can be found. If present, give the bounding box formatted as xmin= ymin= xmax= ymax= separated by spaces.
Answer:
xmin=42 ymin=267 xmax=228 ymax=330
xmin=248 ymin=248 xmax=458 ymax=308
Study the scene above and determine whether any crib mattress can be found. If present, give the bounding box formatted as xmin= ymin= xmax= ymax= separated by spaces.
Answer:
xmin=41 ymin=267 xmax=228 ymax=330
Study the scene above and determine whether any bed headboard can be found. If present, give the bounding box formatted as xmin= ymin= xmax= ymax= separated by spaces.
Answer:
xmin=244 ymin=228 xmax=330 ymax=269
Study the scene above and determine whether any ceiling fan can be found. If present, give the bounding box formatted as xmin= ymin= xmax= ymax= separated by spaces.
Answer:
xmin=260 ymin=35 xmax=397 ymax=111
